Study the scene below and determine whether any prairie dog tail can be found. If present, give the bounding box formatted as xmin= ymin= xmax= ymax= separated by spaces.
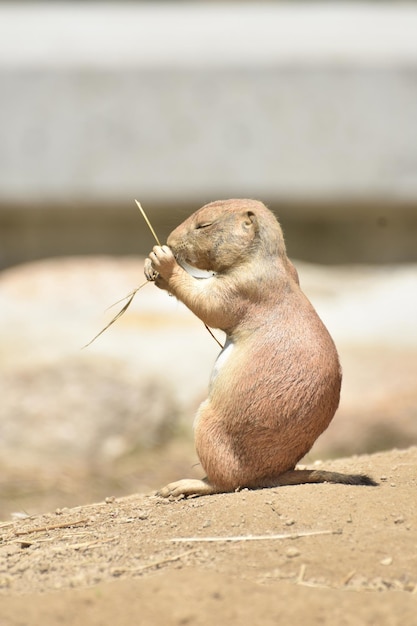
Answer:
xmin=274 ymin=470 xmax=378 ymax=487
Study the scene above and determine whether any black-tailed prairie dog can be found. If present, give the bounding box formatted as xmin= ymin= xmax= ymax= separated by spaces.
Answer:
xmin=144 ymin=199 xmax=376 ymax=497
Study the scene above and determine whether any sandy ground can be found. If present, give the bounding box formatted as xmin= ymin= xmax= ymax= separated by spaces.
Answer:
xmin=1 ymin=447 xmax=416 ymax=625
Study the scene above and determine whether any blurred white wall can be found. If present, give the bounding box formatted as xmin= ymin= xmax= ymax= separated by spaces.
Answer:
xmin=0 ymin=2 xmax=416 ymax=265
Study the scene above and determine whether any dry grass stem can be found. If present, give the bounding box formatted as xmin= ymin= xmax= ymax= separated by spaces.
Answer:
xmin=168 ymin=530 xmax=339 ymax=543
xmin=83 ymin=281 xmax=148 ymax=348
xmin=84 ymin=199 xmax=225 ymax=348
xmin=135 ymin=199 xmax=223 ymax=349
xmin=83 ymin=199 xmax=160 ymax=348
xmin=51 ymin=537 xmax=118 ymax=552
xmin=296 ymin=580 xmax=332 ymax=589
xmin=341 ymin=570 xmax=357 ymax=586
xmin=135 ymin=199 xmax=161 ymax=246
xmin=204 ymin=324 xmax=224 ymax=348
xmin=14 ymin=518 xmax=89 ymax=537
xmin=297 ymin=563 xmax=307 ymax=584
xmin=111 ymin=549 xmax=198 ymax=576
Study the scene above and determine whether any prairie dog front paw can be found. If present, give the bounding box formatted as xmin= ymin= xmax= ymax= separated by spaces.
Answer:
xmin=148 ymin=245 xmax=179 ymax=281
xmin=144 ymin=257 xmax=158 ymax=282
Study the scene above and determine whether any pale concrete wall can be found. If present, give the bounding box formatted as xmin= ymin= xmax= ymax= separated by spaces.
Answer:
xmin=1 ymin=3 xmax=416 ymax=266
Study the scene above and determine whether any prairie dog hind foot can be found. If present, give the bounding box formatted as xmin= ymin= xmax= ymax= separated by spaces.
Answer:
xmin=157 ymin=478 xmax=217 ymax=498
xmin=157 ymin=470 xmax=377 ymax=499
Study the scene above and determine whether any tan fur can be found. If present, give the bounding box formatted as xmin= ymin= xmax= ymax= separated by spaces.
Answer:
xmin=144 ymin=199 xmax=376 ymax=497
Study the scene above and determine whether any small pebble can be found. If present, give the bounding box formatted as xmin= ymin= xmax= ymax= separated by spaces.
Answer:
xmin=56 ymin=507 xmax=69 ymax=515
xmin=286 ymin=547 xmax=300 ymax=558
xmin=0 ymin=576 xmax=12 ymax=589
xmin=380 ymin=557 xmax=393 ymax=566
xmin=69 ymin=573 xmax=87 ymax=587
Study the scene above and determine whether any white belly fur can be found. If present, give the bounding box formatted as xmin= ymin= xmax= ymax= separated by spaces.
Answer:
xmin=180 ymin=260 xmax=224 ymax=432
xmin=210 ymin=337 xmax=234 ymax=385
xmin=193 ymin=338 xmax=234 ymax=431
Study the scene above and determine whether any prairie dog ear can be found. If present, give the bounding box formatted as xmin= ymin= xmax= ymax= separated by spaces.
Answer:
xmin=242 ymin=210 xmax=257 ymax=230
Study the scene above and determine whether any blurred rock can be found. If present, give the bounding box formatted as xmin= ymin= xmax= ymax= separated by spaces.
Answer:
xmin=296 ymin=262 xmax=417 ymax=348
xmin=0 ymin=356 xmax=177 ymax=468
xmin=0 ymin=256 xmax=416 ymax=474
xmin=297 ymin=262 xmax=417 ymax=458
xmin=0 ymin=256 xmax=219 ymax=473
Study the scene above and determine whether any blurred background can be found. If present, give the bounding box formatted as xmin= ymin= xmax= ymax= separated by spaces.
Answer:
xmin=0 ymin=1 xmax=416 ymax=517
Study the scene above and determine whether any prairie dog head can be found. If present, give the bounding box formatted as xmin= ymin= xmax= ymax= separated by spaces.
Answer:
xmin=167 ymin=199 xmax=286 ymax=273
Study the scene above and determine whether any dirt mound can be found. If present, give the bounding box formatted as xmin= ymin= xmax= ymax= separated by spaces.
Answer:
xmin=1 ymin=447 xmax=416 ymax=625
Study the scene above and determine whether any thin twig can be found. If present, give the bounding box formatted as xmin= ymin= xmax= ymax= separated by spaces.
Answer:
xmin=135 ymin=199 xmax=161 ymax=246
xmin=341 ymin=570 xmax=357 ymax=586
xmin=14 ymin=518 xmax=89 ymax=537
xmin=297 ymin=563 xmax=307 ymax=584
xmin=83 ymin=281 xmax=148 ymax=348
xmin=11 ymin=537 xmax=58 ymax=545
xmin=296 ymin=580 xmax=332 ymax=589
xmin=11 ymin=536 xmax=117 ymax=551
xmin=168 ymin=530 xmax=339 ymax=543
xmin=204 ymin=324 xmax=224 ymax=349
xmin=111 ymin=549 xmax=197 ymax=576
xmin=84 ymin=199 xmax=226 ymax=349
xmin=83 ymin=198 xmax=159 ymax=348
xmin=135 ymin=199 xmax=225 ymax=350
xmin=51 ymin=537 xmax=118 ymax=552
xmin=105 ymin=287 xmax=145 ymax=311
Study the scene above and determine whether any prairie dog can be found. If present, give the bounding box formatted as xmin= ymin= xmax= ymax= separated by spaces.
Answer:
xmin=144 ymin=199 xmax=376 ymax=497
